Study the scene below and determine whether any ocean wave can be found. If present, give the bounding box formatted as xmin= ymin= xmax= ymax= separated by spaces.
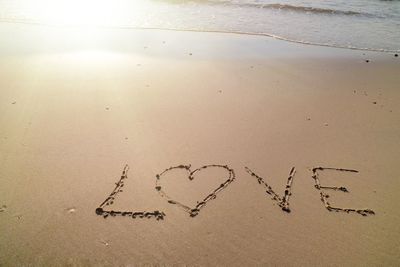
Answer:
xmin=155 ymin=0 xmax=367 ymax=16
xmin=245 ymin=3 xmax=364 ymax=16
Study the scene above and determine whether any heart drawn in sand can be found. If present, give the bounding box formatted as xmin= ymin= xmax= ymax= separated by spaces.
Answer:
xmin=155 ymin=164 xmax=235 ymax=217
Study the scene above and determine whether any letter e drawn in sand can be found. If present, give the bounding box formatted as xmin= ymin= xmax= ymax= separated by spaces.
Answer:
xmin=155 ymin=164 xmax=236 ymax=217
xmin=245 ymin=167 xmax=296 ymax=213
xmin=312 ymin=167 xmax=375 ymax=216
xmin=95 ymin=165 xmax=166 ymax=220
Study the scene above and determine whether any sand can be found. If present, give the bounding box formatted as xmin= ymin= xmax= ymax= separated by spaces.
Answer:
xmin=0 ymin=24 xmax=400 ymax=266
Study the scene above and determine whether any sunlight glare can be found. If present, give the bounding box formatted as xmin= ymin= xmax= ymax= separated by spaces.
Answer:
xmin=24 ymin=0 xmax=141 ymax=26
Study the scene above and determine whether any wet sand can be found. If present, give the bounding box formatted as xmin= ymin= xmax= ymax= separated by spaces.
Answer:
xmin=0 ymin=24 xmax=400 ymax=266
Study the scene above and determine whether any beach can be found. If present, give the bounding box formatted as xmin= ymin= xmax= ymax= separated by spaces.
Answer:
xmin=0 ymin=23 xmax=400 ymax=266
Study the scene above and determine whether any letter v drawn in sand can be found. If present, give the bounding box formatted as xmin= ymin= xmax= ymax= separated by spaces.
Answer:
xmin=245 ymin=166 xmax=296 ymax=212
xmin=155 ymin=164 xmax=236 ymax=217
xmin=95 ymin=165 xmax=166 ymax=220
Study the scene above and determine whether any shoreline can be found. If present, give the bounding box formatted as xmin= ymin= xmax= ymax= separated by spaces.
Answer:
xmin=1 ymin=20 xmax=400 ymax=54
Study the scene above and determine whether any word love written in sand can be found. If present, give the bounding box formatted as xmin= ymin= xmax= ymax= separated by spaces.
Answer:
xmin=95 ymin=165 xmax=375 ymax=220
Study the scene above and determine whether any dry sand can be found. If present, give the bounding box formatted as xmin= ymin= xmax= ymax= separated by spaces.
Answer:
xmin=0 ymin=24 xmax=400 ymax=266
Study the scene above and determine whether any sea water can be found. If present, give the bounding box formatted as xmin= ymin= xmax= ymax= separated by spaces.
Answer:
xmin=0 ymin=0 xmax=399 ymax=52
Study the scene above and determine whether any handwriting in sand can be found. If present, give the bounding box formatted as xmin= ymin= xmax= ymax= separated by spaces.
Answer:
xmin=95 ymin=164 xmax=375 ymax=220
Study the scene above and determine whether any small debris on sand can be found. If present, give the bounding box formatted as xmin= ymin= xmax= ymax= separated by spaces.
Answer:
xmin=395 ymin=54 xmax=398 ymax=57
xmin=11 ymin=101 xmax=16 ymax=104
xmin=66 ymin=207 xmax=77 ymax=214
xmin=324 ymin=123 xmax=329 ymax=126
xmin=99 ymin=240 xmax=109 ymax=246
xmin=372 ymin=101 xmax=377 ymax=104
xmin=0 ymin=205 xmax=7 ymax=212
xmin=365 ymin=60 xmax=370 ymax=63
xmin=105 ymin=107 xmax=109 ymax=110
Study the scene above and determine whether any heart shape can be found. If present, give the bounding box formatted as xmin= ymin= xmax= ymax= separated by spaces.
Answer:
xmin=155 ymin=164 xmax=235 ymax=217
